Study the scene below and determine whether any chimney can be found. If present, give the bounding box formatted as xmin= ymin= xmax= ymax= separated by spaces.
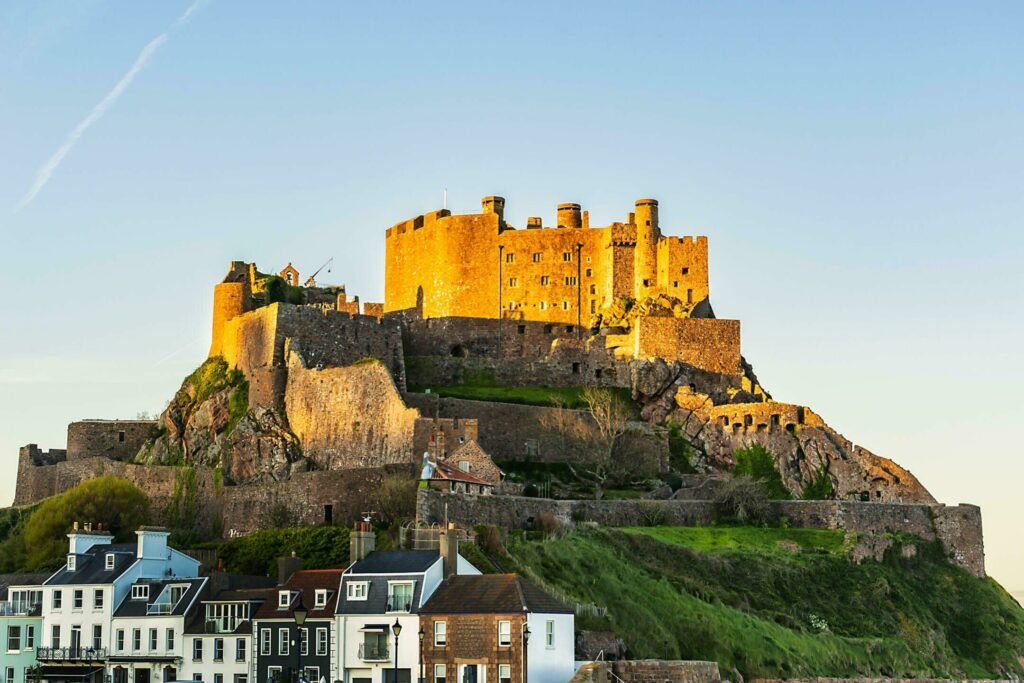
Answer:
xmin=439 ymin=525 xmax=459 ymax=578
xmin=277 ymin=551 xmax=304 ymax=586
xmin=350 ymin=520 xmax=376 ymax=565
xmin=136 ymin=527 xmax=170 ymax=561
xmin=526 ymin=217 xmax=542 ymax=229
xmin=68 ymin=522 xmax=113 ymax=555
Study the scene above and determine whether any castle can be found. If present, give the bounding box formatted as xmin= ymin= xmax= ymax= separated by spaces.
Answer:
xmin=12 ymin=195 xmax=984 ymax=575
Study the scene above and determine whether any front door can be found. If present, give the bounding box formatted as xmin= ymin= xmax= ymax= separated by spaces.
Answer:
xmin=461 ymin=665 xmax=480 ymax=683
xmin=135 ymin=669 xmax=151 ymax=683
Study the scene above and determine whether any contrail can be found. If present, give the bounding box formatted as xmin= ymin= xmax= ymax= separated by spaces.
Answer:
xmin=15 ymin=0 xmax=204 ymax=211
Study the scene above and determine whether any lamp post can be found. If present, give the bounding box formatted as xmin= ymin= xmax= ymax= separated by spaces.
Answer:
xmin=521 ymin=624 xmax=531 ymax=683
xmin=392 ymin=619 xmax=403 ymax=683
xmin=293 ymin=597 xmax=308 ymax=683
xmin=418 ymin=628 xmax=425 ymax=683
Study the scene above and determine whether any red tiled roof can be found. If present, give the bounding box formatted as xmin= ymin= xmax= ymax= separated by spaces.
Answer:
xmin=430 ymin=460 xmax=492 ymax=486
xmin=253 ymin=569 xmax=342 ymax=620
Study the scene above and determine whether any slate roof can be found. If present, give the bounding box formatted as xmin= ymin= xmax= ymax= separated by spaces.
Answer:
xmin=114 ymin=577 xmax=207 ymax=618
xmin=183 ymin=586 xmax=273 ymax=636
xmin=419 ymin=574 xmax=573 ymax=615
xmin=253 ymin=569 xmax=342 ymax=621
xmin=44 ymin=543 xmax=137 ymax=586
xmin=0 ymin=573 xmax=49 ymax=600
xmin=336 ymin=551 xmax=440 ymax=616
xmin=430 ymin=460 xmax=493 ymax=487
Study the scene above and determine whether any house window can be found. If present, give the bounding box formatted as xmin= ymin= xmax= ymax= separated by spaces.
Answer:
xmin=314 ymin=589 xmax=328 ymax=608
xmin=166 ymin=628 xmax=175 ymax=651
xmin=459 ymin=461 xmax=470 ymax=472
xmin=388 ymin=583 xmax=413 ymax=612
xmin=260 ymin=629 xmax=271 ymax=656
xmin=4 ymin=668 xmax=12 ymax=683
xmin=316 ymin=628 xmax=328 ymax=656
xmin=508 ymin=277 xmax=517 ymax=288
xmin=347 ymin=582 xmax=368 ymax=600
xmin=116 ymin=630 xmax=125 ymax=652
xmin=278 ymin=628 xmax=289 ymax=656
xmin=94 ymin=589 xmax=104 ymax=610
xmin=193 ymin=675 xmax=202 ymax=682
xmin=589 ymin=284 xmax=596 ymax=295
xmin=277 ymin=591 xmax=291 ymax=608
xmin=299 ymin=628 xmax=308 ymax=656
xmin=236 ymin=637 xmax=246 ymax=661
xmin=434 ymin=621 xmax=446 ymax=646
xmin=67 ymin=555 xmax=76 ymax=571
xmin=105 ymin=554 xmax=115 ymax=570
xmin=234 ymin=676 xmax=248 ymax=683
xmin=192 ymin=638 xmax=203 ymax=661
xmin=73 ymin=590 xmax=83 ymax=609
xmin=214 ymin=637 xmax=224 ymax=661
xmin=133 ymin=629 xmax=141 ymax=652
xmin=92 ymin=625 xmax=102 ymax=650
xmin=267 ymin=668 xmax=282 ymax=683
xmin=50 ymin=625 xmax=59 ymax=648
xmin=499 ymin=664 xmax=512 ymax=683
xmin=497 ymin=620 xmax=511 ymax=646
xmin=7 ymin=625 xmax=21 ymax=651
xmin=540 ymin=275 xmax=550 ymax=285
xmin=505 ymin=253 xmax=514 ymax=263
xmin=434 ymin=664 xmax=446 ymax=683
xmin=563 ymin=252 xmax=572 ymax=262
xmin=214 ymin=675 xmax=224 ymax=683
xmin=546 ymin=620 xmax=555 ymax=648
xmin=131 ymin=585 xmax=148 ymax=600
xmin=25 ymin=625 xmax=34 ymax=649
xmin=52 ymin=591 xmax=62 ymax=610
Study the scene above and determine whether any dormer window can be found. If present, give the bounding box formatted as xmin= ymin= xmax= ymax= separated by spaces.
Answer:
xmin=314 ymin=589 xmax=328 ymax=608
xmin=105 ymin=554 xmax=115 ymax=570
xmin=346 ymin=582 xmax=368 ymax=601
xmin=67 ymin=555 xmax=76 ymax=571
xmin=131 ymin=585 xmax=148 ymax=601
xmin=278 ymin=591 xmax=291 ymax=609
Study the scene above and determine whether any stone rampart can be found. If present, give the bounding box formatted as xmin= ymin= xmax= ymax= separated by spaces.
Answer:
xmin=417 ymin=491 xmax=986 ymax=576
xmin=66 ymin=420 xmax=157 ymax=461
xmin=633 ymin=317 xmax=741 ymax=375
xmin=707 ymin=402 xmax=823 ymax=435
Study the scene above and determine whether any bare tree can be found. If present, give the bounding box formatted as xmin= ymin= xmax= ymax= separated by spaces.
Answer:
xmin=566 ymin=386 xmax=634 ymax=500
xmin=538 ymin=398 xmax=592 ymax=460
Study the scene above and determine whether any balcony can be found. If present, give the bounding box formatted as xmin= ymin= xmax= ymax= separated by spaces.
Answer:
xmin=386 ymin=594 xmax=413 ymax=613
xmin=204 ymin=617 xmax=247 ymax=634
xmin=36 ymin=646 xmax=108 ymax=662
xmin=358 ymin=642 xmax=390 ymax=662
xmin=0 ymin=600 xmax=41 ymax=617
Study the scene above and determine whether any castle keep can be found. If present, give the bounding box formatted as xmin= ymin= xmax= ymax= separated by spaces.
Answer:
xmin=13 ymin=194 xmax=982 ymax=574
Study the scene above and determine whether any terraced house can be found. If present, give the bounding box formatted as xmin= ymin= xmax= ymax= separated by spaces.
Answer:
xmin=0 ymin=577 xmax=47 ymax=683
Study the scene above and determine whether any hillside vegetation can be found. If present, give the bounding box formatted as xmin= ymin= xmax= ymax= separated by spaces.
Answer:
xmin=475 ymin=525 xmax=1024 ymax=679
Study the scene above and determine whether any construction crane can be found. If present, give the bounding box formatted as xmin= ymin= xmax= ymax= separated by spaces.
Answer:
xmin=304 ymin=257 xmax=333 ymax=287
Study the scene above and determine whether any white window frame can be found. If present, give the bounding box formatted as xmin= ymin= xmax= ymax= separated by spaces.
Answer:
xmin=315 ymin=628 xmax=327 ymax=656
xmin=131 ymin=585 xmax=148 ymax=600
xmin=51 ymin=591 xmax=62 ymax=610
xmin=166 ymin=628 xmax=175 ymax=652
xmin=25 ymin=625 xmax=34 ymax=650
xmin=116 ymin=629 xmax=125 ymax=652
xmin=433 ymin=664 xmax=446 ymax=683
xmin=434 ymin=620 xmax=446 ymax=646
xmin=277 ymin=590 xmax=291 ymax=608
xmin=278 ymin=628 xmax=289 ymax=656
xmin=346 ymin=581 xmax=368 ymax=600
xmin=299 ymin=628 xmax=308 ymax=656
xmin=260 ymin=628 xmax=271 ymax=656
xmin=192 ymin=637 xmax=203 ymax=661
xmin=235 ymin=637 xmax=246 ymax=662
xmin=214 ymin=637 xmax=224 ymax=661
xmin=149 ymin=628 xmax=158 ymax=652
xmin=105 ymin=553 xmax=115 ymax=570
xmin=92 ymin=625 xmax=102 ymax=650
xmin=93 ymin=588 xmax=104 ymax=610
xmin=314 ymin=589 xmax=328 ymax=608
xmin=497 ymin=620 xmax=511 ymax=647
xmin=7 ymin=625 xmax=21 ymax=652
xmin=545 ymin=619 xmax=555 ymax=648
xmin=498 ymin=664 xmax=512 ymax=683
xmin=4 ymin=667 xmax=13 ymax=683
xmin=132 ymin=629 xmax=141 ymax=652
xmin=67 ymin=555 xmax=76 ymax=571
xmin=72 ymin=589 xmax=83 ymax=610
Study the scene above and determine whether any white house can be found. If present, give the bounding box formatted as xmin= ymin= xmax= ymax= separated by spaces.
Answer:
xmin=178 ymin=582 xmax=273 ymax=683
xmin=32 ymin=524 xmax=200 ymax=683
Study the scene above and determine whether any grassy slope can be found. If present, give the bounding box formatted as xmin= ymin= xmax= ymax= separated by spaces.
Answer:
xmin=491 ymin=526 xmax=1024 ymax=679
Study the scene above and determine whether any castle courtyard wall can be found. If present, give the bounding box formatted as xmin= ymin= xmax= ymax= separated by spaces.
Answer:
xmin=66 ymin=420 xmax=157 ymax=461
xmin=633 ymin=317 xmax=742 ymax=375
xmin=417 ymin=490 xmax=986 ymax=577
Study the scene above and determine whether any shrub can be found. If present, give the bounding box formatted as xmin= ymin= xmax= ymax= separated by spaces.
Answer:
xmin=372 ymin=475 xmax=417 ymax=526
xmin=24 ymin=477 xmax=150 ymax=570
xmin=523 ymin=484 xmax=540 ymax=498
xmin=802 ymin=465 xmax=835 ymax=500
xmin=475 ymin=525 xmax=504 ymax=554
xmin=639 ymin=501 xmax=669 ymax=527
xmin=713 ymin=475 xmax=772 ymax=523
xmin=534 ymin=512 xmax=561 ymax=537
xmin=734 ymin=445 xmax=791 ymax=500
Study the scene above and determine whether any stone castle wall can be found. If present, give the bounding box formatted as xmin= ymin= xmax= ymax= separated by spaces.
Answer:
xmin=66 ymin=420 xmax=157 ymax=461
xmin=632 ymin=317 xmax=742 ymax=375
xmin=707 ymin=402 xmax=824 ymax=435
xmin=384 ymin=198 xmax=710 ymax=326
xmin=417 ymin=490 xmax=986 ymax=576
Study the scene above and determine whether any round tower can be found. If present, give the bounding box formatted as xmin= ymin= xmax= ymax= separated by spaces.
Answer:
xmin=209 ymin=263 xmax=253 ymax=358
xmin=633 ymin=198 xmax=660 ymax=299
xmin=557 ymin=203 xmax=582 ymax=229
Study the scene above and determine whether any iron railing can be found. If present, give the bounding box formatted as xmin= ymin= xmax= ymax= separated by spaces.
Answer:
xmin=36 ymin=646 xmax=108 ymax=661
xmin=358 ymin=642 xmax=390 ymax=661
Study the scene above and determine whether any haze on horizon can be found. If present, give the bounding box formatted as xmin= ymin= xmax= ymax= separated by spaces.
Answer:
xmin=1 ymin=1 xmax=1021 ymax=599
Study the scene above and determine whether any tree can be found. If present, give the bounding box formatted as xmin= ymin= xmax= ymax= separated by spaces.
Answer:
xmin=23 ymin=476 xmax=150 ymax=570
xmin=538 ymin=398 xmax=593 ymax=460
xmin=566 ymin=387 xmax=636 ymax=500
xmin=372 ymin=475 xmax=417 ymax=526
xmin=713 ymin=475 xmax=771 ymax=523
xmin=734 ymin=445 xmax=792 ymax=500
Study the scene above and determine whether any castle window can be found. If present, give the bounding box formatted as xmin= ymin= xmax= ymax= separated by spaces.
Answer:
xmin=563 ymin=252 xmax=572 ymax=262
xmin=539 ymin=301 xmax=548 ymax=310
xmin=590 ymin=300 xmax=596 ymax=313
xmin=540 ymin=275 xmax=550 ymax=286
xmin=517 ymin=325 xmax=525 ymax=334
xmin=687 ymin=289 xmax=693 ymax=303
xmin=642 ymin=279 xmax=651 ymax=287
xmin=645 ymin=220 xmax=651 ymax=226
xmin=505 ymin=253 xmax=515 ymax=263
xmin=589 ymin=284 xmax=596 ymax=295
xmin=595 ymin=368 xmax=603 ymax=379
xmin=586 ymin=256 xmax=591 ymax=263
xmin=532 ymin=253 xmax=542 ymax=263
xmin=562 ymin=301 xmax=570 ymax=310
xmin=565 ymin=326 xmax=573 ymax=333
xmin=544 ymin=324 xmax=554 ymax=334
xmin=681 ymin=267 xmax=689 ymax=275
xmin=508 ymin=277 xmax=518 ymax=288
xmin=118 ymin=431 xmax=125 ymax=443
xmin=450 ymin=345 xmax=468 ymax=358
xmin=508 ymin=301 xmax=516 ymax=310
xmin=585 ymin=268 xmax=592 ymax=277
xmin=572 ymin=362 xmax=581 ymax=374
xmin=673 ymin=281 xmax=678 ymax=288
xmin=564 ymin=276 xmax=577 ymax=286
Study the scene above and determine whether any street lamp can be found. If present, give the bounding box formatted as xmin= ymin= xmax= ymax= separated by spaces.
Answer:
xmin=521 ymin=624 xmax=531 ymax=683
xmin=293 ymin=596 xmax=308 ymax=683
xmin=392 ymin=619 xmax=403 ymax=683
xmin=418 ymin=629 xmax=425 ymax=683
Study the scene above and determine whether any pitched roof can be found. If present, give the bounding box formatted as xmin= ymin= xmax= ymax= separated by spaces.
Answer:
xmin=348 ymin=550 xmax=439 ymax=575
xmin=113 ymin=577 xmax=207 ymax=618
xmin=445 ymin=439 xmax=498 ymax=469
xmin=429 ymin=460 xmax=492 ymax=486
xmin=44 ymin=543 xmax=137 ymax=586
xmin=419 ymin=574 xmax=572 ymax=615
xmin=253 ymin=569 xmax=342 ymax=621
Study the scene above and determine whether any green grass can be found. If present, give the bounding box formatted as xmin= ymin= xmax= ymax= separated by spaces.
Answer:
xmin=497 ymin=526 xmax=1024 ymax=679
xmin=604 ymin=489 xmax=648 ymax=500
xmin=409 ymin=383 xmax=596 ymax=408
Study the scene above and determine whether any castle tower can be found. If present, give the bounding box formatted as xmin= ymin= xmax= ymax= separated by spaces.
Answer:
xmin=633 ymin=198 xmax=660 ymax=299
xmin=209 ymin=261 xmax=253 ymax=358
xmin=556 ymin=203 xmax=582 ymax=229
xmin=481 ymin=196 xmax=505 ymax=221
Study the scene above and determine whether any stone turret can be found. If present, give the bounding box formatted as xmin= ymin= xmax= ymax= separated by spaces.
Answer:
xmin=209 ymin=261 xmax=253 ymax=357
xmin=633 ymin=198 xmax=660 ymax=298
xmin=557 ymin=203 xmax=583 ymax=229
xmin=481 ymin=196 xmax=505 ymax=221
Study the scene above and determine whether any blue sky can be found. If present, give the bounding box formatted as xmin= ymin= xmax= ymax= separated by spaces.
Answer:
xmin=1 ymin=1 xmax=1022 ymax=594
